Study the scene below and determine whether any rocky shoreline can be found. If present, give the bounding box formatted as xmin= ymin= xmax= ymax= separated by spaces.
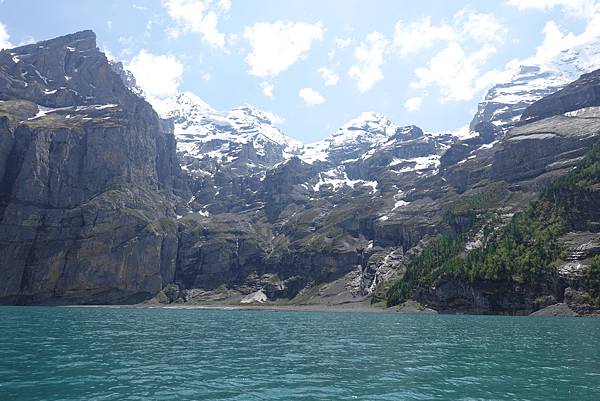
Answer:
xmin=56 ymin=299 xmax=600 ymax=317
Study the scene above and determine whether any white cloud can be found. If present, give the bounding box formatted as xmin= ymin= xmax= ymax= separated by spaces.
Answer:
xmin=162 ymin=0 xmax=230 ymax=48
xmin=263 ymin=111 xmax=285 ymax=124
xmin=328 ymin=36 xmax=352 ymax=59
xmin=348 ymin=32 xmax=389 ymax=92
xmin=334 ymin=37 xmax=352 ymax=49
xmin=505 ymin=0 xmax=600 ymax=20
xmin=393 ymin=10 xmax=505 ymax=57
xmin=527 ymin=16 xmax=600 ymax=66
xmin=404 ymin=97 xmax=423 ymax=112
xmin=299 ymin=87 xmax=325 ymax=105
xmin=393 ymin=17 xmax=454 ymax=57
xmin=318 ymin=67 xmax=339 ymax=86
xmin=411 ymin=42 xmax=498 ymax=102
xmin=0 ymin=22 xmax=13 ymax=50
xmin=102 ymin=47 xmax=116 ymax=61
xmin=127 ymin=50 xmax=184 ymax=99
xmin=393 ymin=9 xmax=508 ymax=102
xmin=455 ymin=9 xmax=507 ymax=44
xmin=260 ymin=81 xmax=274 ymax=98
xmin=243 ymin=21 xmax=324 ymax=77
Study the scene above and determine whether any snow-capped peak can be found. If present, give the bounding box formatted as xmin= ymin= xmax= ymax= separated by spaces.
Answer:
xmin=471 ymin=36 xmax=600 ymax=131
xmin=299 ymin=112 xmax=399 ymax=164
xmin=153 ymin=91 xmax=302 ymax=176
xmin=336 ymin=112 xmax=397 ymax=138
xmin=299 ymin=112 xmax=430 ymax=164
xmin=153 ymin=91 xmax=213 ymax=120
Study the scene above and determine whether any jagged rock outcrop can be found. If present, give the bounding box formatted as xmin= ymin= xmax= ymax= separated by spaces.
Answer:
xmin=414 ymin=277 xmax=565 ymax=315
xmin=521 ymin=69 xmax=600 ymax=123
xmin=492 ymin=68 xmax=600 ymax=183
xmin=491 ymin=111 xmax=600 ymax=183
xmin=0 ymin=31 xmax=185 ymax=304
xmin=470 ymin=65 xmax=569 ymax=131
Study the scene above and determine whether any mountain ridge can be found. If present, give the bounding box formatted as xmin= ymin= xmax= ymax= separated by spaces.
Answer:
xmin=0 ymin=30 xmax=598 ymax=315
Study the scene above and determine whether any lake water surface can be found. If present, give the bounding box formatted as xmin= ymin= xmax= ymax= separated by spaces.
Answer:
xmin=0 ymin=307 xmax=599 ymax=400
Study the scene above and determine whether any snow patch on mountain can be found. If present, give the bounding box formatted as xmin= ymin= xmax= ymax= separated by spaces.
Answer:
xmin=153 ymin=92 xmax=302 ymax=174
xmin=312 ymin=166 xmax=378 ymax=193
xmin=471 ymin=37 xmax=600 ymax=131
xmin=299 ymin=112 xmax=435 ymax=165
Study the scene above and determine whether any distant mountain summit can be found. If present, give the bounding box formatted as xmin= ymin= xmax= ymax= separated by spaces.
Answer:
xmin=301 ymin=112 xmax=412 ymax=164
xmin=471 ymin=37 xmax=600 ymax=131
xmin=153 ymin=92 xmax=302 ymax=178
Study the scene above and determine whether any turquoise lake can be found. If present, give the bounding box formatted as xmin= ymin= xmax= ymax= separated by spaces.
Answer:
xmin=0 ymin=307 xmax=599 ymax=400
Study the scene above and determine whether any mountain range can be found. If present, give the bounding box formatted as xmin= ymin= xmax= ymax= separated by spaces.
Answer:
xmin=0 ymin=30 xmax=599 ymax=315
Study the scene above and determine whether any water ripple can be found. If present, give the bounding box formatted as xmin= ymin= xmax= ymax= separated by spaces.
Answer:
xmin=0 ymin=307 xmax=599 ymax=400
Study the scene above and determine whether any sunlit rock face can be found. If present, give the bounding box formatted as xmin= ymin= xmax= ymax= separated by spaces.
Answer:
xmin=0 ymin=31 xmax=185 ymax=304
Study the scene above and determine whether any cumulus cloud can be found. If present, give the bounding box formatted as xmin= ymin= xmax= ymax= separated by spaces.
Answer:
xmin=328 ymin=36 xmax=352 ymax=59
xmin=0 ymin=22 xmax=13 ymax=50
xmin=393 ymin=10 xmax=505 ymax=58
xmin=527 ymin=16 xmax=600 ymax=66
xmin=260 ymin=81 xmax=274 ymax=98
xmin=162 ymin=0 xmax=231 ymax=48
xmin=243 ymin=21 xmax=324 ymax=77
xmin=411 ymin=42 xmax=499 ymax=102
xmin=348 ymin=32 xmax=389 ymax=92
xmin=392 ymin=8 xmax=508 ymax=102
xmin=404 ymin=97 xmax=423 ymax=112
xmin=263 ymin=111 xmax=285 ymax=124
xmin=299 ymin=87 xmax=325 ymax=105
xmin=393 ymin=17 xmax=455 ymax=57
xmin=318 ymin=67 xmax=339 ymax=86
xmin=127 ymin=50 xmax=184 ymax=99
xmin=455 ymin=9 xmax=508 ymax=44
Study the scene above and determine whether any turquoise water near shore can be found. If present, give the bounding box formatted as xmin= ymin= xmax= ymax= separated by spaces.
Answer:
xmin=0 ymin=307 xmax=599 ymax=400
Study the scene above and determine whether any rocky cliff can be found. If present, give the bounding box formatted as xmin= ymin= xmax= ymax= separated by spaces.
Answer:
xmin=389 ymin=69 xmax=600 ymax=315
xmin=0 ymin=31 xmax=186 ymax=304
xmin=0 ymin=31 xmax=599 ymax=314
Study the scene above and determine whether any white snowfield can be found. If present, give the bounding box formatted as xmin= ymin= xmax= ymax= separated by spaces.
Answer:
xmin=27 ymin=103 xmax=119 ymax=120
xmin=312 ymin=166 xmax=378 ymax=193
xmin=153 ymin=92 xmax=302 ymax=163
xmin=474 ymin=37 xmax=600 ymax=128
xmin=150 ymin=92 xmax=471 ymax=196
xmin=154 ymin=93 xmax=466 ymax=168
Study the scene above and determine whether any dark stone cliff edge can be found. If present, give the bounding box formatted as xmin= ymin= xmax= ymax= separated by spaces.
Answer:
xmin=0 ymin=31 xmax=186 ymax=304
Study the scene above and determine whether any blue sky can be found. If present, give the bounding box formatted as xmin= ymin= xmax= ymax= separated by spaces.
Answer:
xmin=0 ymin=0 xmax=597 ymax=142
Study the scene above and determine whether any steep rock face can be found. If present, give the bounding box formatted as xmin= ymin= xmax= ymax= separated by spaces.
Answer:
xmin=470 ymin=38 xmax=600 ymax=131
xmin=470 ymin=65 xmax=569 ymax=131
xmin=407 ymin=69 xmax=600 ymax=315
xmin=491 ymin=111 xmax=600 ymax=183
xmin=0 ymin=31 xmax=184 ymax=304
xmin=1 ymin=31 xmax=129 ymax=107
xmin=414 ymin=277 xmax=565 ymax=315
xmin=492 ymin=67 xmax=600 ymax=183
xmin=521 ymin=69 xmax=600 ymax=122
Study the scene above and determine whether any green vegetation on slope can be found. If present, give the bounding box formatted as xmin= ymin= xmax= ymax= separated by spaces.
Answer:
xmin=387 ymin=144 xmax=600 ymax=307
xmin=585 ymin=256 xmax=600 ymax=304
xmin=442 ymin=182 xmax=508 ymax=235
